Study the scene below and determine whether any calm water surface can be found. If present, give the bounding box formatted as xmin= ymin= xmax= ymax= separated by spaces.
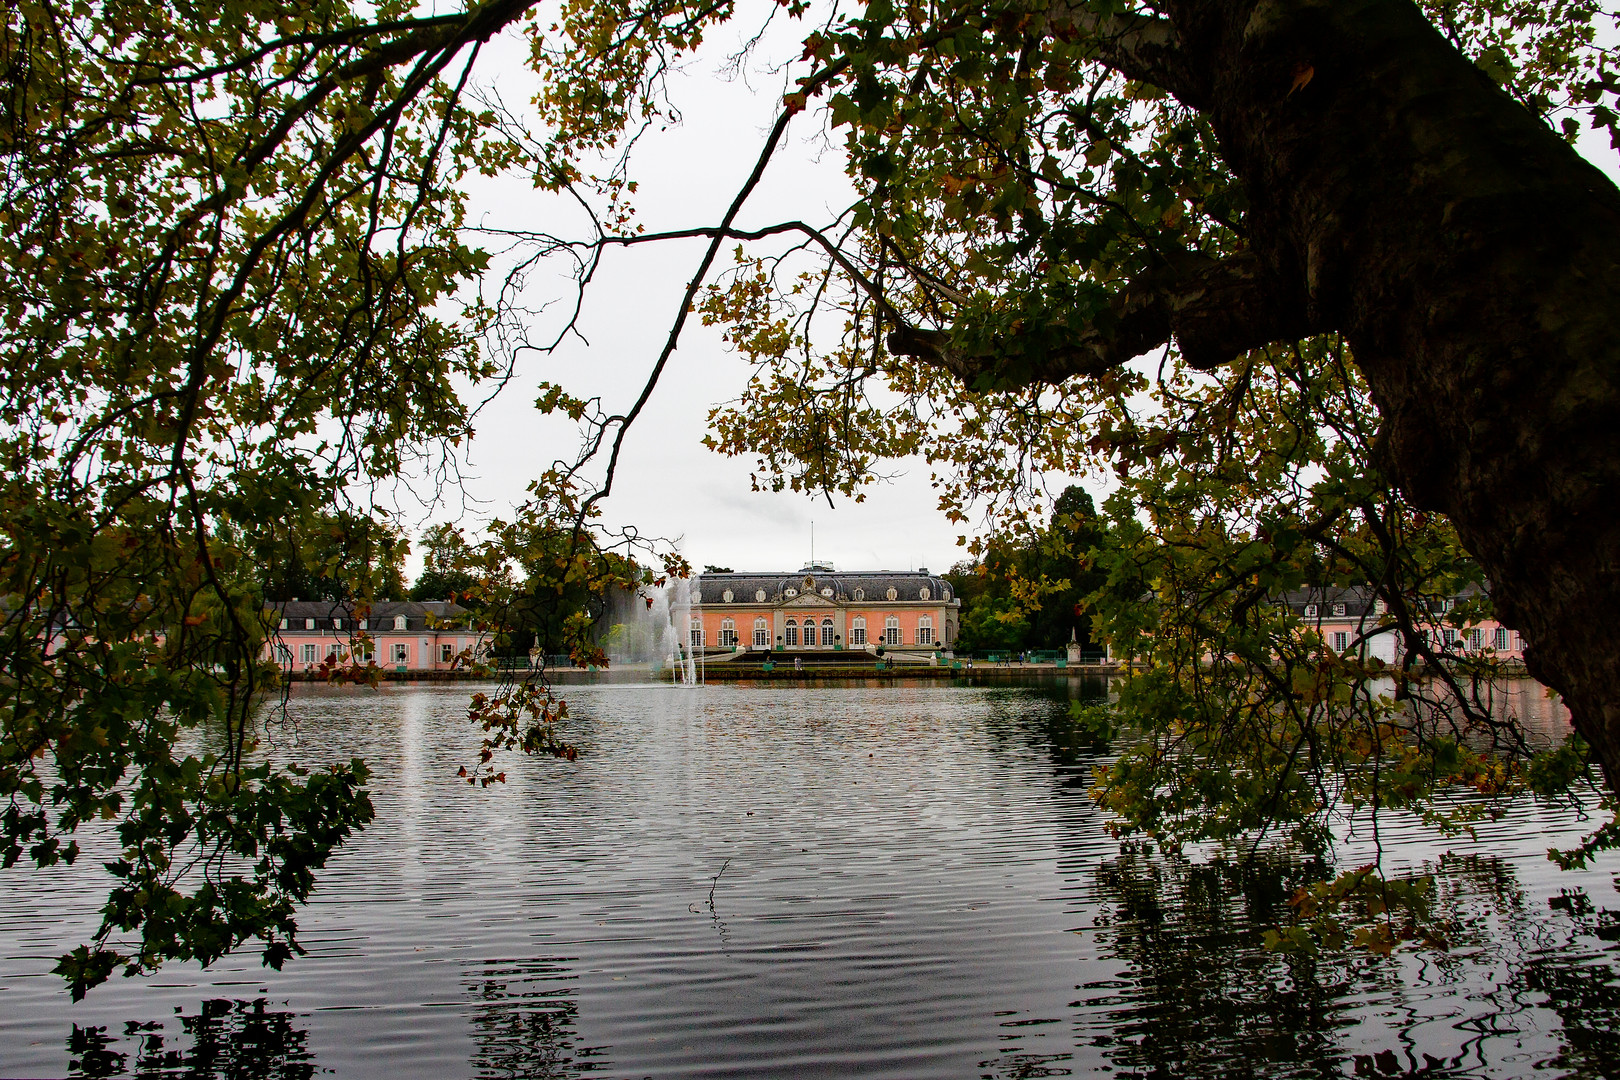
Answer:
xmin=2 ymin=681 xmax=1618 ymax=1078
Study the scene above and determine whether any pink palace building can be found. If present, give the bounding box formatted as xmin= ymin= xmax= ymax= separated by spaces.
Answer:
xmin=1281 ymin=584 xmax=1526 ymax=664
xmin=268 ymin=599 xmax=487 ymax=674
xmin=688 ymin=564 xmax=961 ymax=659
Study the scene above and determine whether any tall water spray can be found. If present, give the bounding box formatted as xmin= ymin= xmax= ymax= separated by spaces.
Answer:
xmin=602 ymin=572 xmax=698 ymax=684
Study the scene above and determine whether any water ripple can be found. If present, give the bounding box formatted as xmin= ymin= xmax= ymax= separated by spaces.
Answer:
xmin=1 ymin=681 xmax=1616 ymax=1078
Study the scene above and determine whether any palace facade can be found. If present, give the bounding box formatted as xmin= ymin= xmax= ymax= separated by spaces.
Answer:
xmin=267 ymin=599 xmax=487 ymax=673
xmin=689 ymin=565 xmax=961 ymax=657
xmin=1279 ymin=585 xmax=1526 ymax=663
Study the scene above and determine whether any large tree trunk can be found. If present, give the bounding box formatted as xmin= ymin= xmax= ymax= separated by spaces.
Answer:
xmin=1178 ymin=0 xmax=1620 ymax=785
xmin=888 ymin=0 xmax=1620 ymax=784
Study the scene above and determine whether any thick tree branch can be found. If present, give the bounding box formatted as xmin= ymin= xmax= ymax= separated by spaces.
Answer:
xmin=887 ymin=249 xmax=1311 ymax=387
xmin=1044 ymin=1 xmax=1205 ymax=106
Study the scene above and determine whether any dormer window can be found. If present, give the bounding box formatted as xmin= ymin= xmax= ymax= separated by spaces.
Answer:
xmin=1304 ymin=604 xmax=1318 ymax=618
xmin=722 ymin=589 xmax=734 ymax=603
xmin=358 ymin=619 xmax=367 ymax=630
xmin=820 ymin=586 xmax=833 ymax=597
xmin=305 ymin=618 xmax=315 ymax=630
xmin=942 ymin=586 xmax=951 ymax=600
xmin=886 ymin=587 xmax=898 ymax=600
xmin=919 ymin=587 xmax=930 ymax=600
xmin=280 ymin=618 xmax=288 ymax=630
xmin=394 ymin=615 xmax=408 ymax=630
xmin=784 ymin=587 xmax=798 ymax=598
xmin=1332 ymin=603 xmax=1346 ymax=616
xmin=853 ymin=588 xmax=864 ymax=601
xmin=756 ymin=589 xmax=766 ymax=602
xmin=333 ymin=618 xmax=342 ymax=630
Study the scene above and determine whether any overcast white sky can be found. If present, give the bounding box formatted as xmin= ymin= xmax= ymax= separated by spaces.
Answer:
xmin=394 ymin=15 xmax=1056 ymax=579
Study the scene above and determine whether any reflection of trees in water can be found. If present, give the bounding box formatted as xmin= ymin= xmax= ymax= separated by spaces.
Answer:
xmin=1522 ymin=887 xmax=1620 ymax=1079
xmin=1081 ymin=852 xmax=1354 ymax=1079
xmin=1081 ymin=850 xmax=1620 ymax=1078
xmin=68 ymin=998 xmax=315 ymax=1078
xmin=464 ymin=958 xmax=610 ymax=1079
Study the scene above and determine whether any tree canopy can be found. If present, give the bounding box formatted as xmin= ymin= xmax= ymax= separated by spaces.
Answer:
xmin=4 ymin=0 xmax=1620 ymax=993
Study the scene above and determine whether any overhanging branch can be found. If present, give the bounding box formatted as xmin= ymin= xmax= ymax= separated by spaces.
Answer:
xmin=887 ymin=249 xmax=1312 ymax=388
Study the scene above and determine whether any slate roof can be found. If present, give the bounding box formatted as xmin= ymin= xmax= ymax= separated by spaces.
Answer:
xmin=1275 ymin=582 xmax=1489 ymax=620
xmin=268 ymin=599 xmax=470 ymax=631
xmin=692 ymin=568 xmax=958 ymax=605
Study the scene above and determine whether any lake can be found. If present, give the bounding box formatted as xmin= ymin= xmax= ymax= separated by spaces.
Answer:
xmin=2 ymin=680 xmax=1618 ymax=1078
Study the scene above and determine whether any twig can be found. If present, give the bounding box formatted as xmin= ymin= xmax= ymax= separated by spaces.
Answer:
xmin=707 ymin=858 xmax=732 ymax=911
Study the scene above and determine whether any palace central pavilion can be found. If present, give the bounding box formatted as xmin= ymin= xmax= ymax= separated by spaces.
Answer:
xmin=689 ymin=565 xmax=960 ymax=658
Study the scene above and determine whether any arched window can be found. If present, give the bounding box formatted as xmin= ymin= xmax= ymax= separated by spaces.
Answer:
xmin=689 ymin=617 xmax=703 ymax=648
xmin=393 ymin=614 xmax=408 ymax=630
xmin=821 ymin=618 xmax=834 ymax=645
xmin=853 ymin=588 xmax=864 ymax=601
xmin=753 ymin=617 xmax=769 ymax=647
xmin=884 ymin=615 xmax=900 ymax=646
xmin=886 ymin=587 xmax=898 ymax=600
xmin=785 ymin=619 xmax=799 ymax=647
xmin=917 ymin=616 xmax=934 ymax=646
xmin=720 ymin=617 xmax=738 ymax=647
xmin=850 ymin=616 xmax=867 ymax=645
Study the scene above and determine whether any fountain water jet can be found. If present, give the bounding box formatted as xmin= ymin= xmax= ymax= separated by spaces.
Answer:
xmin=602 ymin=573 xmax=699 ymax=684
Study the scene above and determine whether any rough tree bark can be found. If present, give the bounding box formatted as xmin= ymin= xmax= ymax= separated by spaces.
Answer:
xmin=897 ymin=0 xmax=1620 ymax=789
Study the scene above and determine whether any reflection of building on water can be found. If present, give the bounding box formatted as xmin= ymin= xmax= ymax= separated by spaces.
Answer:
xmin=67 ymin=998 xmax=316 ymax=1079
xmin=686 ymin=564 xmax=962 ymax=660
xmin=1280 ymin=584 xmax=1527 ymax=666
xmin=464 ymin=958 xmax=606 ymax=1080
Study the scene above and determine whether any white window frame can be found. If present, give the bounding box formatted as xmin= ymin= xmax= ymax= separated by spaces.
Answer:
xmin=821 ymin=618 xmax=834 ymax=646
xmin=785 ymin=620 xmax=799 ymax=646
xmin=753 ymin=618 xmax=769 ymax=647
xmin=1332 ymin=603 xmax=1347 ymax=616
xmin=392 ymin=643 xmax=409 ymax=664
xmin=851 ymin=617 xmax=867 ymax=645
xmin=917 ymin=616 xmax=934 ymax=646
xmin=1331 ymin=631 xmax=1349 ymax=653
xmin=719 ymin=618 xmax=738 ymax=647
xmin=1494 ymin=627 xmax=1511 ymax=651
xmin=300 ymin=643 xmax=317 ymax=664
xmin=884 ymin=616 xmax=900 ymax=646
xmin=394 ymin=614 xmax=408 ymax=630
xmin=1303 ymin=603 xmax=1318 ymax=618
xmin=441 ymin=643 xmax=454 ymax=663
